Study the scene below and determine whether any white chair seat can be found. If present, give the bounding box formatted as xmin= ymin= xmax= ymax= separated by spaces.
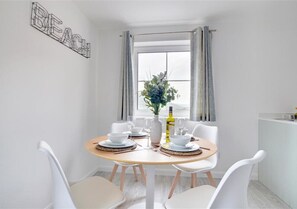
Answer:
xmin=38 ymin=141 xmax=125 ymax=209
xmin=173 ymin=160 xmax=214 ymax=173
xmin=168 ymin=124 xmax=218 ymax=199
xmin=71 ymin=176 xmax=125 ymax=209
xmin=165 ymin=185 xmax=216 ymax=209
xmin=166 ymin=150 xmax=266 ymax=209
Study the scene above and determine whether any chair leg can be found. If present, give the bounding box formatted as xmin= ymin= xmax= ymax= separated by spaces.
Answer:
xmin=120 ymin=166 xmax=127 ymax=191
xmin=191 ymin=173 xmax=197 ymax=188
xmin=109 ymin=164 xmax=119 ymax=182
xmin=168 ymin=170 xmax=181 ymax=199
xmin=206 ymin=171 xmax=216 ymax=187
xmin=133 ymin=166 xmax=138 ymax=181
xmin=138 ymin=164 xmax=146 ymax=185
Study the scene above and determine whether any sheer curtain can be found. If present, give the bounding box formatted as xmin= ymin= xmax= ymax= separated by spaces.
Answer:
xmin=119 ymin=31 xmax=134 ymax=120
xmin=190 ymin=26 xmax=216 ymax=121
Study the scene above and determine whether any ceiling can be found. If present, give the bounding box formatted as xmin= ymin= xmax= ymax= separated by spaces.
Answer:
xmin=74 ymin=1 xmax=296 ymax=30
xmin=74 ymin=1 xmax=269 ymax=29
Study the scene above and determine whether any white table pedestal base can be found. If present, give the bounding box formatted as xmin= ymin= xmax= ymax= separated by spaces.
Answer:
xmin=128 ymin=202 xmax=164 ymax=209
xmin=146 ymin=165 xmax=155 ymax=208
xmin=129 ymin=165 xmax=163 ymax=209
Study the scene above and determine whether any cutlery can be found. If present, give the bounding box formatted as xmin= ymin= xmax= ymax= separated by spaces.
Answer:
xmin=113 ymin=149 xmax=143 ymax=154
xmin=200 ymin=146 xmax=210 ymax=150
xmin=190 ymin=136 xmax=199 ymax=141
xmin=151 ymin=148 xmax=171 ymax=157
xmin=133 ymin=141 xmax=143 ymax=147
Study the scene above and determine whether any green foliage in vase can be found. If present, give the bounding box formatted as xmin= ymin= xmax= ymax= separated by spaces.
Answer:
xmin=140 ymin=71 xmax=178 ymax=115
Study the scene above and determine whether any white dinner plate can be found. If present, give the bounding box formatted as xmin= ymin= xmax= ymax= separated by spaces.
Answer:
xmin=162 ymin=142 xmax=200 ymax=152
xmin=99 ymin=139 xmax=135 ymax=148
xmin=124 ymin=131 xmax=148 ymax=137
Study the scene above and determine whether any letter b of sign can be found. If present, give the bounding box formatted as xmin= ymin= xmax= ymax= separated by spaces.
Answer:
xmin=31 ymin=2 xmax=49 ymax=32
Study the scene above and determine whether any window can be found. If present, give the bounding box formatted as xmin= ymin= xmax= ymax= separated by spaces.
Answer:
xmin=134 ymin=41 xmax=190 ymax=117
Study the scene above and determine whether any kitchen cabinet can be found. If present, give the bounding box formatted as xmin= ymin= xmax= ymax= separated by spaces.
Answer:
xmin=259 ymin=118 xmax=297 ymax=209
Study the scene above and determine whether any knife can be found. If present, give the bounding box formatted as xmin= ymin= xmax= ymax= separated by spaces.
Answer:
xmin=113 ymin=149 xmax=143 ymax=154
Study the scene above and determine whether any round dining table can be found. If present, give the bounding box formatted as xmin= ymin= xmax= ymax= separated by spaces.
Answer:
xmin=85 ymin=135 xmax=217 ymax=209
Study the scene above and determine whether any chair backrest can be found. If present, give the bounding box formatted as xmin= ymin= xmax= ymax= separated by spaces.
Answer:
xmin=208 ymin=150 xmax=266 ymax=209
xmin=184 ymin=120 xmax=201 ymax=133
xmin=111 ymin=121 xmax=132 ymax=133
xmin=133 ymin=118 xmax=146 ymax=127
xmin=192 ymin=124 xmax=218 ymax=167
xmin=38 ymin=141 xmax=76 ymax=209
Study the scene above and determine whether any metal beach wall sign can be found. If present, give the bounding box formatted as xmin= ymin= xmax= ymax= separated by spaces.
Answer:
xmin=31 ymin=2 xmax=91 ymax=58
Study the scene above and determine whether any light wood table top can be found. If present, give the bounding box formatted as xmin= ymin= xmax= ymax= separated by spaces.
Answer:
xmin=85 ymin=135 xmax=217 ymax=165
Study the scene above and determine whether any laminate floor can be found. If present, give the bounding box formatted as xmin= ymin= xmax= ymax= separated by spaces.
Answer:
xmin=95 ymin=171 xmax=291 ymax=209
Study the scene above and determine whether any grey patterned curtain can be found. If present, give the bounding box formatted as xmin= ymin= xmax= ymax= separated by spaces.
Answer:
xmin=119 ymin=31 xmax=134 ymax=120
xmin=190 ymin=26 xmax=216 ymax=121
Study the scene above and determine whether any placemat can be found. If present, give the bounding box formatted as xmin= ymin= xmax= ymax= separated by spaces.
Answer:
xmin=96 ymin=143 xmax=137 ymax=152
xmin=160 ymin=146 xmax=202 ymax=156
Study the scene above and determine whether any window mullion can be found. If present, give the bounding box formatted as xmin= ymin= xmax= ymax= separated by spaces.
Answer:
xmin=166 ymin=52 xmax=168 ymax=78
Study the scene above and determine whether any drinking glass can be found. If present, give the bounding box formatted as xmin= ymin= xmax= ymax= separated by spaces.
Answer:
xmin=127 ymin=115 xmax=134 ymax=132
xmin=176 ymin=118 xmax=185 ymax=135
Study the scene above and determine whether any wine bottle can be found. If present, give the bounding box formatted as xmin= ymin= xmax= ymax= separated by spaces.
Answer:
xmin=166 ymin=106 xmax=175 ymax=143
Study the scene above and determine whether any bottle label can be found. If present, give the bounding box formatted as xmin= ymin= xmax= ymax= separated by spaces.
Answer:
xmin=167 ymin=121 xmax=175 ymax=136
xmin=169 ymin=126 xmax=174 ymax=136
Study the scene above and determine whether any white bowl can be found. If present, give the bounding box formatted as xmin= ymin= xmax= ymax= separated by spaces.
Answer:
xmin=131 ymin=127 xmax=143 ymax=134
xmin=108 ymin=133 xmax=129 ymax=144
xmin=170 ymin=134 xmax=191 ymax=147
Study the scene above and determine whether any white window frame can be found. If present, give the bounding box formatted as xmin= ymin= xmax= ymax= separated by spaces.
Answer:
xmin=133 ymin=41 xmax=190 ymax=118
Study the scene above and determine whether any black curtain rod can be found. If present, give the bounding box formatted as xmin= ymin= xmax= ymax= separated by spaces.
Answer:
xmin=120 ymin=29 xmax=216 ymax=37
xmin=133 ymin=29 xmax=216 ymax=37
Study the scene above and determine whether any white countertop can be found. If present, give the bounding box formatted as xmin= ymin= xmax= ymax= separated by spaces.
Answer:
xmin=259 ymin=113 xmax=297 ymax=125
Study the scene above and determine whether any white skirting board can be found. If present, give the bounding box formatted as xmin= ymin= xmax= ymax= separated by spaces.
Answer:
xmin=97 ymin=165 xmax=258 ymax=180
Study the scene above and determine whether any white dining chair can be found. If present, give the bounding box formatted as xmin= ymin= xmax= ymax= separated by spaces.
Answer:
xmin=182 ymin=119 xmax=200 ymax=134
xmin=109 ymin=121 xmax=146 ymax=191
xmin=168 ymin=124 xmax=218 ymax=199
xmin=38 ymin=141 xmax=125 ymax=209
xmin=131 ymin=117 xmax=146 ymax=127
xmin=165 ymin=150 xmax=266 ymax=209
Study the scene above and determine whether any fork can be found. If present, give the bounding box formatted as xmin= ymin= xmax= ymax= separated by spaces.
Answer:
xmin=113 ymin=148 xmax=143 ymax=154
xmin=151 ymin=147 xmax=171 ymax=157
xmin=133 ymin=141 xmax=143 ymax=147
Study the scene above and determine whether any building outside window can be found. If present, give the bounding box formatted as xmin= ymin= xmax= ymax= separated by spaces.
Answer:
xmin=134 ymin=41 xmax=190 ymax=117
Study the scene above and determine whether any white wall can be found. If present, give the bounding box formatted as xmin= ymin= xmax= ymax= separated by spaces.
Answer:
xmin=2 ymin=1 xmax=297 ymax=207
xmin=97 ymin=29 xmax=123 ymax=135
xmin=0 ymin=1 xmax=100 ymax=208
xmin=96 ymin=2 xmax=297 ymax=175
xmin=210 ymin=1 xmax=297 ymax=172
